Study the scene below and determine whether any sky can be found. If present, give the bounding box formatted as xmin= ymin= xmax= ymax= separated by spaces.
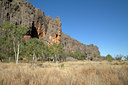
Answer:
xmin=25 ymin=0 xmax=128 ymax=57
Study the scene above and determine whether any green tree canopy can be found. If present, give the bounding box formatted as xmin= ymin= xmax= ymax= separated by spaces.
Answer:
xmin=69 ymin=51 xmax=85 ymax=60
xmin=23 ymin=38 xmax=46 ymax=62
xmin=48 ymin=43 xmax=64 ymax=62
xmin=0 ymin=22 xmax=28 ymax=63
xmin=124 ymin=55 xmax=128 ymax=61
xmin=106 ymin=54 xmax=114 ymax=62
xmin=115 ymin=54 xmax=123 ymax=61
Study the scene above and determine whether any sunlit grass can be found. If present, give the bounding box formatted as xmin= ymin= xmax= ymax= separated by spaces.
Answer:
xmin=0 ymin=61 xmax=128 ymax=85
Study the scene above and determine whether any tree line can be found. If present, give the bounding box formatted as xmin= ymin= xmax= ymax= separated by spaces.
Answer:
xmin=0 ymin=22 xmax=127 ymax=63
xmin=106 ymin=54 xmax=128 ymax=62
xmin=0 ymin=22 xmax=85 ymax=63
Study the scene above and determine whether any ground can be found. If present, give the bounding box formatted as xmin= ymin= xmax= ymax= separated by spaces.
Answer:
xmin=0 ymin=61 xmax=128 ymax=85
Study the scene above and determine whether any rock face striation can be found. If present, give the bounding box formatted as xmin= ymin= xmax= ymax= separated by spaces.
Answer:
xmin=0 ymin=0 xmax=100 ymax=59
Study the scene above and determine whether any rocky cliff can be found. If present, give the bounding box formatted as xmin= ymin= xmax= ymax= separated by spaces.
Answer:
xmin=0 ymin=0 xmax=100 ymax=59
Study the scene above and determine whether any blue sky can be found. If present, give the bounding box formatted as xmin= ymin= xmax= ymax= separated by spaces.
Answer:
xmin=26 ymin=0 xmax=128 ymax=57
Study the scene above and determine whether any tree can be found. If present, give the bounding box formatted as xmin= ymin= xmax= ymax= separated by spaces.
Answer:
xmin=73 ymin=51 xmax=84 ymax=60
xmin=124 ymin=55 xmax=128 ymax=61
xmin=14 ymin=25 xmax=27 ymax=64
xmin=0 ymin=38 xmax=7 ymax=61
xmin=48 ymin=43 xmax=64 ymax=62
xmin=115 ymin=54 xmax=123 ymax=62
xmin=68 ymin=51 xmax=84 ymax=60
xmin=0 ymin=22 xmax=15 ymax=62
xmin=106 ymin=54 xmax=113 ymax=62
xmin=60 ymin=50 xmax=69 ymax=62
xmin=23 ymin=38 xmax=46 ymax=63
xmin=0 ymin=22 xmax=28 ymax=64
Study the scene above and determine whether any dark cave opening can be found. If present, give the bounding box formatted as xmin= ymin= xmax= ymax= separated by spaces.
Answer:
xmin=8 ymin=0 xmax=13 ymax=2
xmin=30 ymin=21 xmax=39 ymax=38
xmin=56 ymin=34 xmax=58 ymax=38
xmin=6 ymin=13 xmax=10 ymax=21
xmin=15 ymin=22 xmax=18 ymax=25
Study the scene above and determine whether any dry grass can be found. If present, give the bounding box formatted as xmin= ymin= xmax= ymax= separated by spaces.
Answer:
xmin=0 ymin=61 xmax=128 ymax=85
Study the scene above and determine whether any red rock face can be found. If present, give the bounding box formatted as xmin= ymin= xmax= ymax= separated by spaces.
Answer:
xmin=48 ymin=28 xmax=61 ymax=45
xmin=24 ymin=19 xmax=61 ymax=46
xmin=39 ymin=25 xmax=45 ymax=41
xmin=49 ymin=42 xmax=53 ymax=46
xmin=45 ymin=17 xmax=62 ymax=46
xmin=57 ymin=28 xmax=61 ymax=44
xmin=43 ymin=29 xmax=45 ymax=38
xmin=24 ymin=35 xmax=31 ymax=42
xmin=36 ymin=22 xmax=40 ymax=36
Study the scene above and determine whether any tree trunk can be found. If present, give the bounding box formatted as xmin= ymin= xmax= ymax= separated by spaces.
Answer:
xmin=54 ymin=54 xmax=56 ymax=63
xmin=16 ymin=41 xmax=20 ymax=64
xmin=42 ymin=52 xmax=45 ymax=62
xmin=9 ymin=57 xmax=10 ymax=62
xmin=33 ymin=53 xmax=34 ymax=62
xmin=33 ymin=52 xmax=37 ymax=62
xmin=53 ymin=56 xmax=55 ymax=62
xmin=13 ymin=41 xmax=16 ymax=61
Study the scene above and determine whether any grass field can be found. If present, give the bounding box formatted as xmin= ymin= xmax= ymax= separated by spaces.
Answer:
xmin=0 ymin=61 xmax=128 ymax=85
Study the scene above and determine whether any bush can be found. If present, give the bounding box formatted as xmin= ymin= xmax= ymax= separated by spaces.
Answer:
xmin=124 ymin=55 xmax=128 ymax=61
xmin=69 ymin=51 xmax=85 ymax=60
xmin=115 ymin=55 xmax=122 ymax=61
xmin=106 ymin=54 xmax=114 ymax=62
xmin=60 ymin=64 xmax=64 ymax=68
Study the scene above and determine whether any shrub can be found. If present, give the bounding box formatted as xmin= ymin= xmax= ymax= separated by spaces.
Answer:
xmin=60 ymin=64 xmax=64 ymax=68
xmin=69 ymin=51 xmax=85 ymax=60
xmin=115 ymin=56 xmax=122 ymax=62
xmin=106 ymin=54 xmax=114 ymax=62
xmin=124 ymin=55 xmax=128 ymax=61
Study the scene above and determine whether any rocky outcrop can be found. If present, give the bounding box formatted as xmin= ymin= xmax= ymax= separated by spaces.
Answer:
xmin=61 ymin=33 xmax=100 ymax=59
xmin=0 ymin=0 xmax=61 ymax=45
xmin=0 ymin=0 xmax=100 ymax=59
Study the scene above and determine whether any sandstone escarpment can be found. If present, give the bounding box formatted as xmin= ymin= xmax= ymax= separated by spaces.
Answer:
xmin=61 ymin=33 xmax=100 ymax=59
xmin=0 ymin=0 xmax=100 ymax=59
xmin=0 ymin=0 xmax=61 ymax=45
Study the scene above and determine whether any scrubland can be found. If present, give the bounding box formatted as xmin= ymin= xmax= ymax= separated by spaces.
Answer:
xmin=0 ymin=61 xmax=128 ymax=85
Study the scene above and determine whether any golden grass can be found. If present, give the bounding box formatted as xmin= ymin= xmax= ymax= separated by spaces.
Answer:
xmin=0 ymin=61 xmax=128 ymax=85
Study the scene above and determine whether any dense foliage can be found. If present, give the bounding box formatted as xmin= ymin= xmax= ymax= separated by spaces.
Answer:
xmin=0 ymin=22 xmax=28 ymax=63
xmin=115 ymin=54 xmax=123 ymax=62
xmin=124 ymin=55 xmax=128 ymax=61
xmin=69 ymin=51 xmax=85 ymax=60
xmin=0 ymin=22 xmax=66 ymax=63
xmin=106 ymin=54 xmax=114 ymax=62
